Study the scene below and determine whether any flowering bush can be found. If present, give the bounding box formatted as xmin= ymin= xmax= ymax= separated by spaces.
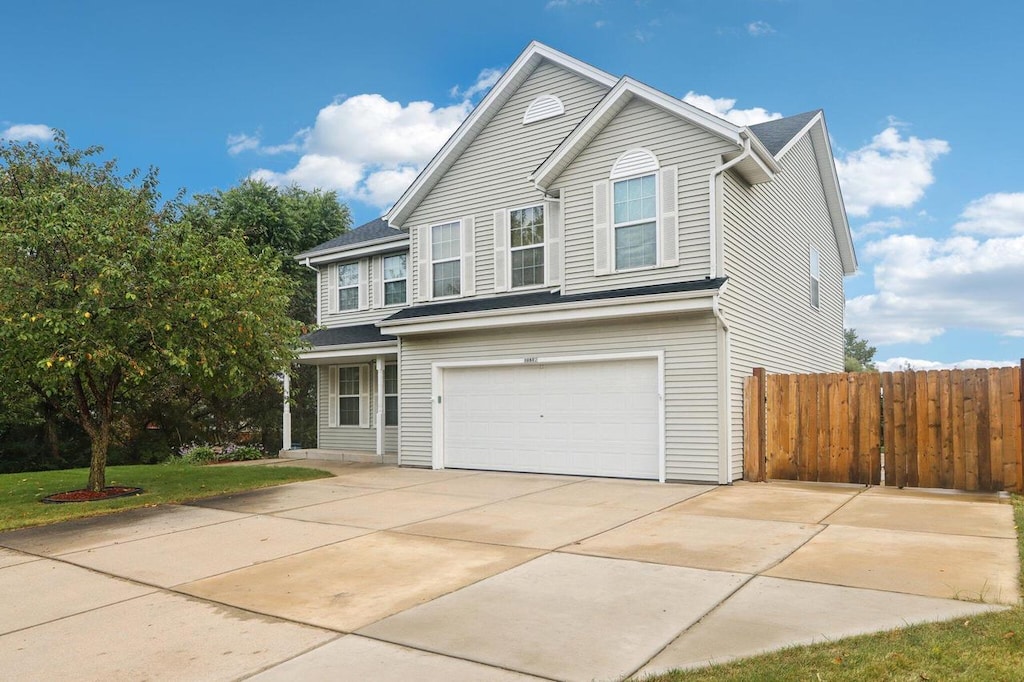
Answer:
xmin=176 ymin=442 xmax=271 ymax=464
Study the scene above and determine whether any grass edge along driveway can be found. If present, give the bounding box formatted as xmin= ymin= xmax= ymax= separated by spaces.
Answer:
xmin=643 ymin=494 xmax=1024 ymax=682
xmin=0 ymin=462 xmax=332 ymax=532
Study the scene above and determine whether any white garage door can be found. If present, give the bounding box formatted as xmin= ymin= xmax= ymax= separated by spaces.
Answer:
xmin=442 ymin=358 xmax=660 ymax=479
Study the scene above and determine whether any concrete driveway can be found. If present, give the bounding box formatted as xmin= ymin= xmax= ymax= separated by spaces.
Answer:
xmin=0 ymin=461 xmax=1018 ymax=681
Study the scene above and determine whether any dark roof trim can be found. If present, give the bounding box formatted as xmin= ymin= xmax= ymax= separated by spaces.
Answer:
xmin=384 ymin=278 xmax=727 ymax=322
xmin=302 ymin=324 xmax=397 ymax=348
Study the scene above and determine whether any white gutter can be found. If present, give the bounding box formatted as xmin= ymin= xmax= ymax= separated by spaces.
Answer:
xmin=707 ymin=132 xmax=775 ymax=279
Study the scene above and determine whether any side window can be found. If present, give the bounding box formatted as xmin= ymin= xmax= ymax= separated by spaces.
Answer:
xmin=809 ymin=246 xmax=821 ymax=309
xmin=383 ymin=254 xmax=407 ymax=306
xmin=431 ymin=221 xmax=461 ymax=298
xmin=337 ymin=366 xmax=361 ymax=426
xmin=384 ymin=364 xmax=398 ymax=426
xmin=510 ymin=205 xmax=545 ymax=288
xmin=337 ymin=262 xmax=359 ymax=311
xmin=612 ymin=174 xmax=657 ymax=270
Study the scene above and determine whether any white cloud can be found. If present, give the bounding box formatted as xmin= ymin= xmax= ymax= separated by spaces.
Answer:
xmin=594 ymin=19 xmax=608 ymax=28
xmin=450 ymin=68 xmax=503 ymax=101
xmin=681 ymin=92 xmax=782 ymax=126
xmin=226 ymin=130 xmax=306 ymax=157
xmin=247 ymin=93 xmax=472 ymax=209
xmin=746 ymin=20 xmax=775 ymax=36
xmin=545 ymin=0 xmax=599 ymax=8
xmin=835 ymin=126 xmax=950 ymax=217
xmin=852 ymin=216 xmax=905 ymax=240
xmin=875 ymin=357 xmax=1017 ymax=372
xmin=1 ymin=123 xmax=52 ymax=141
xmin=953 ymin=192 xmax=1024 ymax=236
xmin=845 ymin=232 xmax=1024 ymax=345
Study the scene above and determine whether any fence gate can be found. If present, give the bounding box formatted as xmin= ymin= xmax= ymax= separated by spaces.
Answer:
xmin=744 ymin=364 xmax=1023 ymax=493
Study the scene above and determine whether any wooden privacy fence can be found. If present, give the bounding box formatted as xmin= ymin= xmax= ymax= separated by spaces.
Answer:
xmin=744 ymin=363 xmax=1023 ymax=493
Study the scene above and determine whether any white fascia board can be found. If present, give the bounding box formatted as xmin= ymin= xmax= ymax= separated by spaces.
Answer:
xmin=378 ymin=289 xmax=717 ymax=336
xmin=294 ymin=234 xmax=409 ymax=263
xmin=740 ymin=129 xmax=782 ymax=175
xmin=297 ymin=341 xmax=398 ymax=363
xmin=301 ymin=238 xmax=409 ymax=266
xmin=532 ymin=78 xmax=743 ymax=190
xmin=773 ymin=113 xmax=857 ymax=275
xmin=386 ymin=42 xmax=617 ymax=228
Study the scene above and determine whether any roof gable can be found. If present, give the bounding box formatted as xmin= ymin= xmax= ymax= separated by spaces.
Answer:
xmin=531 ymin=77 xmax=779 ymax=189
xmin=385 ymin=42 xmax=617 ymax=228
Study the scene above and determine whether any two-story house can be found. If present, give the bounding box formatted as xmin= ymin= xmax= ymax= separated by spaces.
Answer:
xmin=289 ymin=42 xmax=856 ymax=484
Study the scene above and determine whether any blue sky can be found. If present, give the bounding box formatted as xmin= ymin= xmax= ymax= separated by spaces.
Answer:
xmin=3 ymin=0 xmax=1022 ymax=369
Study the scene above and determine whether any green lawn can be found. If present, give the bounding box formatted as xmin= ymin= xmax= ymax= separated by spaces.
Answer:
xmin=643 ymin=495 xmax=1024 ymax=682
xmin=0 ymin=462 xmax=332 ymax=532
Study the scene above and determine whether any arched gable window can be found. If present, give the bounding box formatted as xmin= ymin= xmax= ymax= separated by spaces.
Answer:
xmin=523 ymin=95 xmax=565 ymax=124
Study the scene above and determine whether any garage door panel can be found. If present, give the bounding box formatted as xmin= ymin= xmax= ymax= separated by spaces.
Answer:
xmin=443 ymin=359 xmax=659 ymax=479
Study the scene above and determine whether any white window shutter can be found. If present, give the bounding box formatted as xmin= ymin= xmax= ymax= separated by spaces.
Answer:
xmin=327 ymin=264 xmax=338 ymax=313
xmin=358 ymin=259 xmax=370 ymax=310
xmin=327 ymin=366 xmax=338 ymax=427
xmin=461 ymin=216 xmax=476 ymax=296
xmin=372 ymin=256 xmax=383 ymax=308
xmin=544 ymin=198 xmax=561 ymax=286
xmin=493 ymin=209 xmax=508 ymax=293
xmin=593 ymin=180 xmax=610 ymax=275
xmin=416 ymin=226 xmax=431 ymax=302
xmin=659 ymin=166 xmax=679 ymax=267
xmin=358 ymin=364 xmax=370 ymax=428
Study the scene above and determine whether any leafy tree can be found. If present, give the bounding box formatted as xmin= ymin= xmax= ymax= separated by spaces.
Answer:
xmin=184 ymin=180 xmax=351 ymax=449
xmin=185 ymin=179 xmax=350 ymax=323
xmin=0 ymin=134 xmax=301 ymax=490
xmin=844 ymin=328 xmax=878 ymax=372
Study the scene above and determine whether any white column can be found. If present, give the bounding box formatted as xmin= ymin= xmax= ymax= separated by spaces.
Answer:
xmin=282 ymin=371 xmax=292 ymax=453
xmin=376 ymin=355 xmax=386 ymax=458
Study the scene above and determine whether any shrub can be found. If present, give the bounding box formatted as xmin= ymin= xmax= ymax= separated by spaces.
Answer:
xmin=175 ymin=442 xmax=272 ymax=465
xmin=177 ymin=443 xmax=216 ymax=465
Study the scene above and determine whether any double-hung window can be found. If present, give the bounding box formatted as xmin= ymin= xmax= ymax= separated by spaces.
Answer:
xmin=431 ymin=221 xmax=461 ymax=298
xmin=337 ymin=263 xmax=359 ymax=311
xmin=510 ymin=205 xmax=545 ymax=288
xmin=384 ymin=364 xmax=398 ymax=426
xmin=383 ymin=254 xmax=407 ymax=306
xmin=809 ymin=246 xmax=821 ymax=309
xmin=337 ymin=366 xmax=361 ymax=426
xmin=612 ymin=174 xmax=657 ymax=270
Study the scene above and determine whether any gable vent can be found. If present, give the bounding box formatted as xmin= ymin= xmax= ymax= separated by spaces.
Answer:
xmin=523 ymin=95 xmax=565 ymax=124
xmin=610 ymin=148 xmax=659 ymax=179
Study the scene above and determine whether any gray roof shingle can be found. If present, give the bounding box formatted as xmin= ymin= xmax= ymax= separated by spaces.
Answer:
xmin=301 ymin=217 xmax=406 ymax=257
xmin=384 ymin=278 xmax=727 ymax=322
xmin=302 ymin=324 xmax=396 ymax=348
xmin=749 ymin=110 xmax=820 ymax=156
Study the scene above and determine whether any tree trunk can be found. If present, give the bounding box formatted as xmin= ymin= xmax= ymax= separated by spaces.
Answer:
xmin=42 ymin=402 xmax=62 ymax=466
xmin=86 ymin=421 xmax=111 ymax=492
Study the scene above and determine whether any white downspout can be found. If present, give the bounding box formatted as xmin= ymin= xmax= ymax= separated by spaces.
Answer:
xmin=375 ymin=355 xmax=385 ymax=459
xmin=281 ymin=371 xmax=291 ymax=454
xmin=712 ymin=289 xmax=733 ymax=485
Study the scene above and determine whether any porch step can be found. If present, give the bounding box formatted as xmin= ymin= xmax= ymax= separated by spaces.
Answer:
xmin=281 ymin=448 xmax=398 ymax=465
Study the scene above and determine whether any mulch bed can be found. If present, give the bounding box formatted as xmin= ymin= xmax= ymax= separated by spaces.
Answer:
xmin=41 ymin=487 xmax=144 ymax=504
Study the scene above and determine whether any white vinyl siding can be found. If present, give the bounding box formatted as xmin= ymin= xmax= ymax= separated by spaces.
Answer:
xmin=398 ymin=314 xmax=721 ymax=482
xmin=403 ymin=61 xmax=608 ymax=300
xmin=719 ymin=134 xmax=845 ymax=481
xmin=554 ymin=99 xmax=736 ymax=294
xmin=318 ymin=363 xmax=399 ymax=453
xmin=319 ymin=253 xmax=406 ymax=327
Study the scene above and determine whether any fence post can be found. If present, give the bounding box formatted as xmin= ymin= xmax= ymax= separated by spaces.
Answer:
xmin=1019 ymin=359 xmax=1024 ymax=493
xmin=754 ymin=367 xmax=767 ymax=482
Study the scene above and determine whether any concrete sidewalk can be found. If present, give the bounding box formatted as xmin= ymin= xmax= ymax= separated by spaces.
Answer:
xmin=0 ymin=462 xmax=1018 ymax=681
